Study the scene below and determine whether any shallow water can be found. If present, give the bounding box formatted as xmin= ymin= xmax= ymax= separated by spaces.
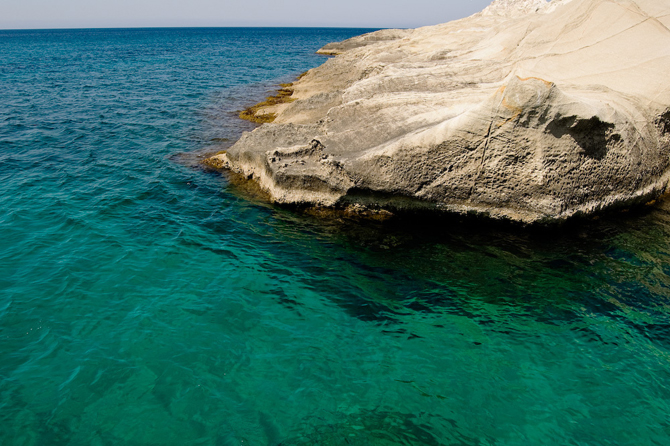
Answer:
xmin=1 ymin=28 xmax=670 ymax=445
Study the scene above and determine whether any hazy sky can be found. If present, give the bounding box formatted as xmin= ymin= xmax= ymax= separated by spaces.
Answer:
xmin=0 ymin=0 xmax=494 ymax=30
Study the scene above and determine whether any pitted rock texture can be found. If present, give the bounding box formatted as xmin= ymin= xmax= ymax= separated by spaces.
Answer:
xmin=211 ymin=0 xmax=670 ymax=223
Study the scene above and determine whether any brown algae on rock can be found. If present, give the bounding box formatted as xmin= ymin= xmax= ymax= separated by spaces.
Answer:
xmin=238 ymin=84 xmax=296 ymax=124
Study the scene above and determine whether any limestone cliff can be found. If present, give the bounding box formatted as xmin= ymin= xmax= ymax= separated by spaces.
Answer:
xmin=209 ymin=0 xmax=670 ymax=224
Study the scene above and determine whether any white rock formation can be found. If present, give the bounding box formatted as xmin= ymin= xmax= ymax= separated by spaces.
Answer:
xmin=210 ymin=0 xmax=670 ymax=224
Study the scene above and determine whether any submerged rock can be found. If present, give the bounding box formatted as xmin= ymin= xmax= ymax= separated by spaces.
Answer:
xmin=209 ymin=0 xmax=670 ymax=224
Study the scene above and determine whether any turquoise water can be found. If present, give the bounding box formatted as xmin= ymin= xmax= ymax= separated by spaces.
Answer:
xmin=2 ymin=28 xmax=670 ymax=445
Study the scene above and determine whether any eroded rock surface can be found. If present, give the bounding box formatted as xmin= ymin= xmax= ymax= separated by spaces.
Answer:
xmin=210 ymin=0 xmax=670 ymax=223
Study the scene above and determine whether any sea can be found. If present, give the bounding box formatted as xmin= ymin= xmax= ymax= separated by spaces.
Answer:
xmin=1 ymin=27 xmax=670 ymax=446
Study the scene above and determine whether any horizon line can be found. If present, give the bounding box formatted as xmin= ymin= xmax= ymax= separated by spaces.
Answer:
xmin=0 ymin=25 xmax=395 ymax=32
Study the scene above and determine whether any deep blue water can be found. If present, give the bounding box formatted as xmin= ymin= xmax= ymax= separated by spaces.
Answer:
xmin=2 ymin=27 xmax=670 ymax=445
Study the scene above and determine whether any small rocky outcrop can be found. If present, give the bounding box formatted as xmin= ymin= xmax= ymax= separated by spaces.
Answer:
xmin=209 ymin=0 xmax=670 ymax=224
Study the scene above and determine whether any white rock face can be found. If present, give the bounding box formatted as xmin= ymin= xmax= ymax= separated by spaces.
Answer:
xmin=481 ymin=0 xmax=550 ymax=16
xmin=211 ymin=0 xmax=670 ymax=223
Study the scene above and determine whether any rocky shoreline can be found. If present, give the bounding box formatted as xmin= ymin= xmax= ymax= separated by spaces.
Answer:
xmin=207 ymin=0 xmax=670 ymax=224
